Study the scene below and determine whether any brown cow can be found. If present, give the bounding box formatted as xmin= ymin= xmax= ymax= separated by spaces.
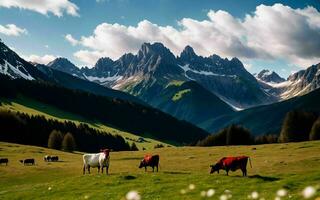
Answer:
xmin=210 ymin=156 xmax=252 ymax=176
xmin=139 ymin=155 xmax=159 ymax=172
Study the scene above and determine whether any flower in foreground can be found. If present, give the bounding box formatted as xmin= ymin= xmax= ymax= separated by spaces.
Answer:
xmin=189 ymin=184 xmax=195 ymax=190
xmin=220 ymin=194 xmax=228 ymax=200
xmin=126 ymin=191 xmax=141 ymax=200
xmin=180 ymin=189 xmax=186 ymax=194
xmin=250 ymin=191 xmax=259 ymax=199
xmin=207 ymin=189 xmax=215 ymax=197
xmin=302 ymin=186 xmax=316 ymax=199
xmin=277 ymin=189 xmax=287 ymax=197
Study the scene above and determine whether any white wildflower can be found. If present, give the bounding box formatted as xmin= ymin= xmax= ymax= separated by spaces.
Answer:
xmin=277 ymin=189 xmax=287 ymax=197
xmin=48 ymin=187 xmax=52 ymax=191
xmin=207 ymin=189 xmax=215 ymax=197
xmin=302 ymin=186 xmax=316 ymax=199
xmin=180 ymin=189 xmax=186 ymax=194
xmin=189 ymin=184 xmax=195 ymax=190
xmin=126 ymin=191 xmax=141 ymax=200
xmin=251 ymin=191 xmax=259 ymax=199
xmin=200 ymin=191 xmax=206 ymax=197
xmin=220 ymin=194 xmax=228 ymax=200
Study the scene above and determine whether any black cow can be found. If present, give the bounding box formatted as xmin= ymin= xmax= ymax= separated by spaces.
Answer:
xmin=20 ymin=159 xmax=35 ymax=166
xmin=51 ymin=156 xmax=59 ymax=162
xmin=0 ymin=158 xmax=8 ymax=166
xmin=139 ymin=155 xmax=159 ymax=172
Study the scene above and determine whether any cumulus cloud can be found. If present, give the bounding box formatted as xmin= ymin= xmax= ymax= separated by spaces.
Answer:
xmin=72 ymin=4 xmax=320 ymax=67
xmin=0 ymin=0 xmax=79 ymax=17
xmin=0 ymin=24 xmax=27 ymax=36
xmin=74 ymin=50 xmax=104 ymax=66
xmin=65 ymin=34 xmax=78 ymax=46
xmin=23 ymin=54 xmax=57 ymax=65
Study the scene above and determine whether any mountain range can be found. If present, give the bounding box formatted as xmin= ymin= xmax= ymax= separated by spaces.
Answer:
xmin=47 ymin=42 xmax=320 ymax=126
xmin=1 ymin=39 xmax=320 ymax=137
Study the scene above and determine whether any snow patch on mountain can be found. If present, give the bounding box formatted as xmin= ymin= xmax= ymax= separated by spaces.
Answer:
xmin=178 ymin=64 xmax=237 ymax=79
xmin=0 ymin=60 xmax=34 ymax=80
xmin=83 ymin=73 xmax=123 ymax=83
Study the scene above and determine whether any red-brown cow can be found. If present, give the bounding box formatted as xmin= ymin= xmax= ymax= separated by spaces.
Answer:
xmin=139 ymin=155 xmax=159 ymax=172
xmin=210 ymin=156 xmax=252 ymax=176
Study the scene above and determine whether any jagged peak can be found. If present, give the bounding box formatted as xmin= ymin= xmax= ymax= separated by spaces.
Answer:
xmin=138 ymin=42 xmax=174 ymax=57
xmin=47 ymin=57 xmax=78 ymax=70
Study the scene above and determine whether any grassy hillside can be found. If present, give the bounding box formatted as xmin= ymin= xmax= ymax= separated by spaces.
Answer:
xmin=153 ymin=81 xmax=234 ymax=126
xmin=0 ymin=141 xmax=319 ymax=199
xmin=202 ymin=87 xmax=320 ymax=135
xmin=0 ymin=97 xmax=166 ymax=150
xmin=0 ymin=75 xmax=208 ymax=145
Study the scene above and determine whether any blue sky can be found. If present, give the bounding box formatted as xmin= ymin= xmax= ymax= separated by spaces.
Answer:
xmin=0 ymin=0 xmax=320 ymax=78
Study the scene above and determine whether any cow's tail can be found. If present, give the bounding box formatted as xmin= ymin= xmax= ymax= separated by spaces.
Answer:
xmin=248 ymin=157 xmax=252 ymax=168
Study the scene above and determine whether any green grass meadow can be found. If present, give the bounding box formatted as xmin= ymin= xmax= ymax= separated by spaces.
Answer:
xmin=0 ymin=141 xmax=320 ymax=199
xmin=0 ymin=97 xmax=167 ymax=150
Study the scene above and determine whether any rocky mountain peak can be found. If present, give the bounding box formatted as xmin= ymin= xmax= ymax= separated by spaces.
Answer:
xmin=94 ymin=57 xmax=114 ymax=69
xmin=180 ymin=45 xmax=197 ymax=60
xmin=257 ymin=69 xmax=285 ymax=83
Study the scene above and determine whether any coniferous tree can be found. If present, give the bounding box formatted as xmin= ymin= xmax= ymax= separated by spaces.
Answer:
xmin=279 ymin=111 xmax=317 ymax=142
xmin=48 ymin=130 xmax=63 ymax=150
xmin=62 ymin=132 xmax=76 ymax=152
xmin=226 ymin=124 xmax=253 ymax=145
xmin=130 ymin=142 xmax=139 ymax=151
xmin=310 ymin=118 xmax=320 ymax=140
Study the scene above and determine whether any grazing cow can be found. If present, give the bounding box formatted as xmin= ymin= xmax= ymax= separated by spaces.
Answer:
xmin=83 ymin=149 xmax=110 ymax=175
xmin=51 ymin=156 xmax=59 ymax=162
xmin=210 ymin=156 xmax=252 ymax=176
xmin=139 ymin=155 xmax=159 ymax=172
xmin=0 ymin=158 xmax=8 ymax=166
xmin=44 ymin=155 xmax=59 ymax=162
xmin=20 ymin=158 xmax=35 ymax=166
xmin=44 ymin=155 xmax=51 ymax=162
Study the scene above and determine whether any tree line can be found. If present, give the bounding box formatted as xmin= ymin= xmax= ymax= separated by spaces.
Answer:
xmin=0 ymin=109 xmax=135 ymax=152
xmin=196 ymin=110 xmax=320 ymax=146
xmin=0 ymin=74 xmax=207 ymax=144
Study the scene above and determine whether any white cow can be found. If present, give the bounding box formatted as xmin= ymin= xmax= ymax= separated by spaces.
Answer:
xmin=83 ymin=149 xmax=110 ymax=175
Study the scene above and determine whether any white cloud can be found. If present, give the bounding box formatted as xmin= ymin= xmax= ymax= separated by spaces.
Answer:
xmin=73 ymin=50 xmax=104 ymax=66
xmin=72 ymin=4 xmax=320 ymax=67
xmin=65 ymin=34 xmax=78 ymax=46
xmin=23 ymin=54 xmax=57 ymax=65
xmin=0 ymin=24 xmax=27 ymax=36
xmin=0 ymin=0 xmax=79 ymax=17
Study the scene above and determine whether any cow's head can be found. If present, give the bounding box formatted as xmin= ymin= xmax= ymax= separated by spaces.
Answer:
xmin=210 ymin=163 xmax=220 ymax=174
xmin=139 ymin=159 xmax=146 ymax=168
xmin=100 ymin=149 xmax=110 ymax=157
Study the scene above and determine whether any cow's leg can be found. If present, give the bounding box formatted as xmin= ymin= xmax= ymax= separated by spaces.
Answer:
xmin=98 ymin=166 xmax=100 ymax=173
xmin=101 ymin=166 xmax=104 ymax=174
xmin=226 ymin=169 xmax=229 ymax=176
xmin=243 ymin=168 xmax=247 ymax=176
xmin=145 ymin=166 xmax=147 ymax=172
xmin=156 ymin=165 xmax=158 ymax=172
xmin=152 ymin=166 xmax=155 ymax=172
xmin=83 ymin=165 xmax=86 ymax=175
xmin=106 ymin=166 xmax=109 ymax=175
xmin=88 ymin=165 xmax=91 ymax=174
